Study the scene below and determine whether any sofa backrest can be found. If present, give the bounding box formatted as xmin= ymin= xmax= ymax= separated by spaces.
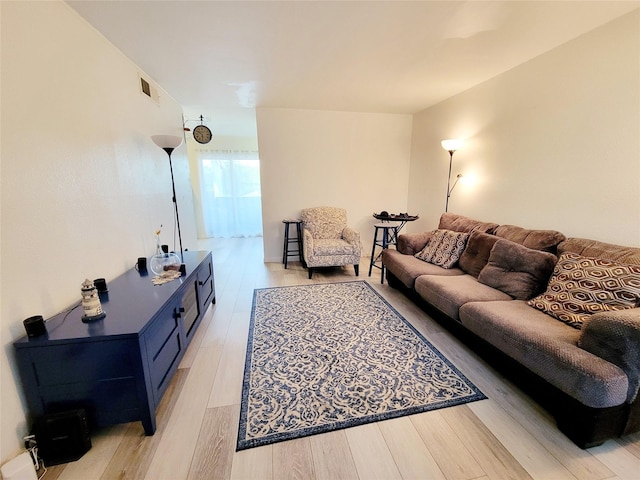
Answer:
xmin=494 ymin=224 xmax=566 ymax=254
xmin=558 ymin=238 xmax=640 ymax=266
xmin=438 ymin=213 xmax=499 ymax=234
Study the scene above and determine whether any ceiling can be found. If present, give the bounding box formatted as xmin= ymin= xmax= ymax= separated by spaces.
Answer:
xmin=66 ymin=1 xmax=638 ymax=136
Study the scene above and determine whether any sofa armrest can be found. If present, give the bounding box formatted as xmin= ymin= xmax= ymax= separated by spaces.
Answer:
xmin=578 ymin=308 xmax=640 ymax=403
xmin=397 ymin=231 xmax=433 ymax=255
xmin=342 ymin=226 xmax=360 ymax=246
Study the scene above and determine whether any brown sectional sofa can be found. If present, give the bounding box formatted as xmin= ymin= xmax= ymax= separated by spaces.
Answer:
xmin=382 ymin=213 xmax=640 ymax=448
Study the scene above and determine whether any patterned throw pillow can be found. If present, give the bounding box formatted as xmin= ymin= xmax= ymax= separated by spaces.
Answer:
xmin=415 ymin=229 xmax=470 ymax=269
xmin=528 ymin=252 xmax=640 ymax=329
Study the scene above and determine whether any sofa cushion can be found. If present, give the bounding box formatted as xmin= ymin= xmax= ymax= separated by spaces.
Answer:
xmin=415 ymin=274 xmax=511 ymax=321
xmin=458 ymin=231 xmax=500 ymax=278
xmin=494 ymin=224 xmax=565 ymax=253
xmin=459 ymin=300 xmax=628 ymax=408
xmin=415 ymin=229 xmax=470 ymax=268
xmin=559 ymin=237 xmax=640 ymax=265
xmin=528 ymin=252 xmax=640 ymax=329
xmin=477 ymin=239 xmax=557 ymax=300
xmin=382 ymin=249 xmax=464 ymax=289
xmin=438 ymin=212 xmax=499 ymax=234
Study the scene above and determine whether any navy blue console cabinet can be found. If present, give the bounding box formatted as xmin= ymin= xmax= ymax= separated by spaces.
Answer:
xmin=14 ymin=250 xmax=215 ymax=435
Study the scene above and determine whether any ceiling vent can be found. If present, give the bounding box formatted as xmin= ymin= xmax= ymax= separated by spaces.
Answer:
xmin=138 ymin=73 xmax=159 ymax=104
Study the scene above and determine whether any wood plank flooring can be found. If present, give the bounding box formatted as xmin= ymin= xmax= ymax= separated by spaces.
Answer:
xmin=42 ymin=237 xmax=640 ymax=479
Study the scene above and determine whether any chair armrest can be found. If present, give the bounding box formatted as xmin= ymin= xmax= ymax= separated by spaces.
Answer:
xmin=397 ymin=231 xmax=433 ymax=255
xmin=303 ymin=228 xmax=314 ymax=261
xmin=342 ymin=227 xmax=360 ymax=246
xmin=578 ymin=308 xmax=640 ymax=403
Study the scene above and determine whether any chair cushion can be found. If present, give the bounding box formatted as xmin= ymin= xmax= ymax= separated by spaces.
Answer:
xmin=301 ymin=207 xmax=347 ymax=239
xmin=313 ymin=238 xmax=359 ymax=256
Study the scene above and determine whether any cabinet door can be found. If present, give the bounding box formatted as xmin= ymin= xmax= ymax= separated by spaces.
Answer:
xmin=16 ymin=339 xmax=142 ymax=428
xmin=145 ymin=303 xmax=183 ymax=406
xmin=181 ymin=280 xmax=200 ymax=342
xmin=197 ymin=255 xmax=215 ymax=312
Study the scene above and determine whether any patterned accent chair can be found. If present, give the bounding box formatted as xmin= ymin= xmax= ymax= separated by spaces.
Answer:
xmin=301 ymin=207 xmax=362 ymax=279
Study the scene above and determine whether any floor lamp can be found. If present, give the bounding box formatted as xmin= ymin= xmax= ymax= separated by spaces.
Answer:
xmin=151 ymin=134 xmax=185 ymax=268
xmin=441 ymin=139 xmax=463 ymax=213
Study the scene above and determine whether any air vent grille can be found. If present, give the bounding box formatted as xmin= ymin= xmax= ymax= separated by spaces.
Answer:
xmin=138 ymin=73 xmax=159 ymax=104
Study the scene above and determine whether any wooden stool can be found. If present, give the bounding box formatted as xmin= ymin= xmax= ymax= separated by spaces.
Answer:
xmin=282 ymin=219 xmax=303 ymax=269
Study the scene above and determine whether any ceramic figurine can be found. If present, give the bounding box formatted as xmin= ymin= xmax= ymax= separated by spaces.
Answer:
xmin=81 ymin=278 xmax=106 ymax=322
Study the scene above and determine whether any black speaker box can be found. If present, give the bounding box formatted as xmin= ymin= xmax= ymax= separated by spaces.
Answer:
xmin=23 ymin=315 xmax=47 ymax=337
xmin=33 ymin=409 xmax=91 ymax=465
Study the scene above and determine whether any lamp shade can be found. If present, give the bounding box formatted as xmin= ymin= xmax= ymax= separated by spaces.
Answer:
xmin=151 ymin=135 xmax=183 ymax=150
xmin=441 ymin=139 xmax=463 ymax=152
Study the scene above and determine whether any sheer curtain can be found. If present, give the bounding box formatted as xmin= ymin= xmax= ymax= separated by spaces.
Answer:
xmin=199 ymin=149 xmax=263 ymax=238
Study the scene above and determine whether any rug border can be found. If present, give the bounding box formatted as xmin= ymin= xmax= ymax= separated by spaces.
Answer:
xmin=236 ymin=280 xmax=486 ymax=451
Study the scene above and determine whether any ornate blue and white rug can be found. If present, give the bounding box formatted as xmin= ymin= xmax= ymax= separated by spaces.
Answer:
xmin=237 ymin=281 xmax=485 ymax=450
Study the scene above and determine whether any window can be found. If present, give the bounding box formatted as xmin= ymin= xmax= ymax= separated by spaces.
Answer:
xmin=200 ymin=152 xmax=262 ymax=238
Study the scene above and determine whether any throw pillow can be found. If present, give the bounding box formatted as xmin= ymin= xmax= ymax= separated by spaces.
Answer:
xmin=415 ymin=229 xmax=470 ymax=269
xmin=477 ymin=239 xmax=557 ymax=300
xmin=458 ymin=231 xmax=500 ymax=277
xmin=528 ymin=252 xmax=640 ymax=329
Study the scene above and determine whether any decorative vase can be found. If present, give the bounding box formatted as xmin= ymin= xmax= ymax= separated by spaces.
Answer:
xmin=150 ymin=246 xmax=181 ymax=275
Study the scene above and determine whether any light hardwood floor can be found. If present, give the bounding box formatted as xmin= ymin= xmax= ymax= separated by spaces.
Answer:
xmin=43 ymin=237 xmax=640 ymax=480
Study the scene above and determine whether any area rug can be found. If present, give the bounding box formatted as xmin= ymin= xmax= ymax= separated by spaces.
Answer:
xmin=237 ymin=281 xmax=485 ymax=450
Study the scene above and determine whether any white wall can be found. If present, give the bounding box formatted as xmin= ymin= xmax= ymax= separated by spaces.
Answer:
xmin=406 ymin=10 xmax=640 ymax=245
xmin=257 ymin=108 xmax=413 ymax=262
xmin=0 ymin=1 xmax=197 ymax=463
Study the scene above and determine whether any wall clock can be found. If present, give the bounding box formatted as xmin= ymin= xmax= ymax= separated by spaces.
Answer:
xmin=193 ymin=124 xmax=212 ymax=144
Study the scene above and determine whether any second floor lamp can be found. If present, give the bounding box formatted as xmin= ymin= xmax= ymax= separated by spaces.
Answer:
xmin=441 ymin=139 xmax=464 ymax=213
xmin=151 ymin=134 xmax=185 ymax=266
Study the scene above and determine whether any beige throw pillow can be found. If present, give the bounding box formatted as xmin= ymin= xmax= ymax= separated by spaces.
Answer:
xmin=415 ymin=229 xmax=470 ymax=269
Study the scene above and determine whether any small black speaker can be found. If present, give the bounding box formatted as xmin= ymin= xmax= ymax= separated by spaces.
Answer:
xmin=23 ymin=315 xmax=47 ymax=337
xmin=33 ymin=409 xmax=91 ymax=465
